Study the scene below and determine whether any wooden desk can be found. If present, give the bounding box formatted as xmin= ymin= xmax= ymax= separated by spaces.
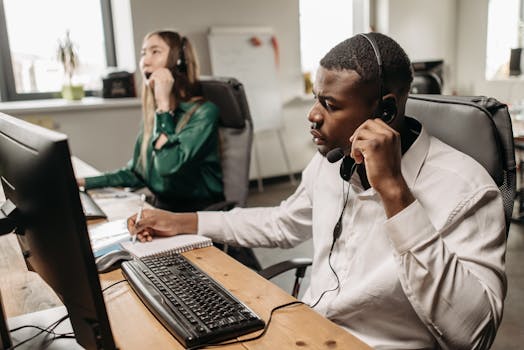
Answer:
xmin=0 ymin=159 xmax=372 ymax=349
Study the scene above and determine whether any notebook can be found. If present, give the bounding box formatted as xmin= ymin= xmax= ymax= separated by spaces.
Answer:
xmin=88 ymin=218 xmax=212 ymax=258
xmin=88 ymin=218 xmax=131 ymax=257
xmin=120 ymin=233 xmax=212 ymax=258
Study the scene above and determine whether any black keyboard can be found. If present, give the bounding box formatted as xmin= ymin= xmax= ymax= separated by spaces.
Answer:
xmin=121 ymin=253 xmax=265 ymax=348
xmin=79 ymin=191 xmax=107 ymax=219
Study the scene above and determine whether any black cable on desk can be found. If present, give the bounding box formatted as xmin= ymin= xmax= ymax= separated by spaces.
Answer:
xmin=8 ymin=280 xmax=127 ymax=349
xmin=186 ymin=300 xmax=304 ymax=350
xmin=102 ymin=279 xmax=128 ymax=293
xmin=9 ymin=314 xmax=73 ymax=349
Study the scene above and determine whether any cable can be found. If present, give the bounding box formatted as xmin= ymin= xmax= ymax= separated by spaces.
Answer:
xmin=102 ymin=279 xmax=128 ymax=292
xmin=186 ymin=301 xmax=304 ymax=350
xmin=9 ymin=314 xmax=72 ymax=349
xmin=308 ymin=174 xmax=352 ymax=309
xmin=8 ymin=280 xmax=127 ymax=349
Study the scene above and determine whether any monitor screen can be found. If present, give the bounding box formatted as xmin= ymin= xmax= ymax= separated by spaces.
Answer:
xmin=0 ymin=112 xmax=116 ymax=350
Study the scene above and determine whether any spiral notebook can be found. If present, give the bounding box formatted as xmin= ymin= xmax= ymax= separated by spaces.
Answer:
xmin=120 ymin=234 xmax=213 ymax=258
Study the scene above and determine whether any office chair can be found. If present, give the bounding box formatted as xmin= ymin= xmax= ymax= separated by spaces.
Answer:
xmin=199 ymin=76 xmax=262 ymax=271
xmin=406 ymin=94 xmax=516 ymax=235
xmin=200 ymin=76 xmax=313 ymax=295
xmin=259 ymin=94 xmax=516 ymax=299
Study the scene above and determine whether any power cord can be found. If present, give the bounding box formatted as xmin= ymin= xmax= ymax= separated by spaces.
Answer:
xmin=102 ymin=279 xmax=128 ymax=292
xmin=186 ymin=300 xmax=304 ymax=350
xmin=8 ymin=279 xmax=128 ymax=349
xmin=9 ymin=314 xmax=73 ymax=349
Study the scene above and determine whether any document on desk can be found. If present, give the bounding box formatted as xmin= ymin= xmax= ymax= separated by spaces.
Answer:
xmin=120 ymin=234 xmax=212 ymax=258
xmin=88 ymin=218 xmax=131 ymax=257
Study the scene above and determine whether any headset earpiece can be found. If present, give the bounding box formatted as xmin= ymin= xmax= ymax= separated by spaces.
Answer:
xmin=376 ymin=97 xmax=397 ymax=124
xmin=175 ymin=37 xmax=187 ymax=73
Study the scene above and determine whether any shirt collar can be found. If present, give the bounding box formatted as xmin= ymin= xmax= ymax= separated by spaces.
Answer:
xmin=400 ymin=118 xmax=430 ymax=188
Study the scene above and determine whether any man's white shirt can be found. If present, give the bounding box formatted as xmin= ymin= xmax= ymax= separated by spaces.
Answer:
xmin=198 ymin=126 xmax=506 ymax=350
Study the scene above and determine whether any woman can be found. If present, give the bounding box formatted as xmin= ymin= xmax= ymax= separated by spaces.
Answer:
xmin=78 ymin=30 xmax=224 ymax=212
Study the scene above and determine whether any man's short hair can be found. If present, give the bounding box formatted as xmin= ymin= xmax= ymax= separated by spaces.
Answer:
xmin=320 ymin=32 xmax=413 ymax=96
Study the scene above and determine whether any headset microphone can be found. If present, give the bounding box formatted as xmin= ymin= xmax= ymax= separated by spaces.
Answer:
xmin=326 ymin=147 xmax=357 ymax=182
xmin=326 ymin=147 xmax=345 ymax=163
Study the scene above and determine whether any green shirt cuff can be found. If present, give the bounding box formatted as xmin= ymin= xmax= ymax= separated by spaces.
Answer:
xmin=154 ymin=111 xmax=176 ymax=136
xmin=84 ymin=175 xmax=108 ymax=190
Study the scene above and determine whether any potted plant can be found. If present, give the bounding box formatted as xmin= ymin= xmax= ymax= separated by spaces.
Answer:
xmin=57 ymin=30 xmax=84 ymax=100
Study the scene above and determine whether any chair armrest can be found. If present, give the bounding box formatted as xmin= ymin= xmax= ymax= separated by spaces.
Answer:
xmin=258 ymin=258 xmax=312 ymax=280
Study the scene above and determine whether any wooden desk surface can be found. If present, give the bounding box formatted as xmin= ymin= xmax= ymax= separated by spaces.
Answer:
xmin=1 ymin=233 xmax=370 ymax=349
xmin=0 ymin=160 xmax=371 ymax=349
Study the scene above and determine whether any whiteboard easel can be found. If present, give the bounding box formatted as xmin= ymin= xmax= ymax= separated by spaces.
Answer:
xmin=208 ymin=27 xmax=295 ymax=190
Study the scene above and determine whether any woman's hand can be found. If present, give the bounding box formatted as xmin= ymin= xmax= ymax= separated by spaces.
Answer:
xmin=148 ymin=68 xmax=175 ymax=110
xmin=77 ymin=178 xmax=85 ymax=188
xmin=127 ymin=209 xmax=198 ymax=242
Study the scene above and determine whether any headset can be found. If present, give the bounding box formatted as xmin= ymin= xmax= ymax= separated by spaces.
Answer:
xmin=175 ymin=36 xmax=187 ymax=73
xmin=358 ymin=33 xmax=397 ymax=124
xmin=327 ymin=33 xmax=398 ymax=181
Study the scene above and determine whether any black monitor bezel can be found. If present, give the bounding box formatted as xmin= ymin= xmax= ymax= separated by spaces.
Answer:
xmin=0 ymin=112 xmax=116 ymax=350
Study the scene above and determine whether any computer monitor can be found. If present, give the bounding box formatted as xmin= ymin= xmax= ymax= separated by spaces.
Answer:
xmin=0 ymin=112 xmax=116 ymax=350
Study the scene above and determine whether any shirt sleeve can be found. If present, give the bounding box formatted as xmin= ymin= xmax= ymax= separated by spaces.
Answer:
xmin=151 ymin=102 xmax=220 ymax=177
xmin=384 ymin=185 xmax=506 ymax=350
xmin=84 ymin=166 xmax=144 ymax=189
xmin=197 ymin=183 xmax=313 ymax=248
xmin=196 ymin=154 xmax=323 ymax=248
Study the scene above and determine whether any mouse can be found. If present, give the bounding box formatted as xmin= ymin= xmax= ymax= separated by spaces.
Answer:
xmin=95 ymin=249 xmax=133 ymax=273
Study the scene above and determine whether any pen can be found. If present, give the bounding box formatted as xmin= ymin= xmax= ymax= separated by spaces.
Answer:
xmin=132 ymin=194 xmax=146 ymax=244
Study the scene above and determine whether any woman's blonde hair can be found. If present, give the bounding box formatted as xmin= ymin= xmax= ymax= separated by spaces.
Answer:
xmin=139 ymin=30 xmax=201 ymax=170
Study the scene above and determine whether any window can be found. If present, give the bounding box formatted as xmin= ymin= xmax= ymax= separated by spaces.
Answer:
xmin=486 ymin=0 xmax=523 ymax=80
xmin=299 ymin=0 xmax=368 ymax=81
xmin=0 ymin=0 xmax=116 ymax=101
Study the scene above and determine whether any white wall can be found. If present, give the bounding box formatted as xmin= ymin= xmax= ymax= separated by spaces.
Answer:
xmin=0 ymin=99 xmax=142 ymax=172
xmin=376 ymin=0 xmax=457 ymax=94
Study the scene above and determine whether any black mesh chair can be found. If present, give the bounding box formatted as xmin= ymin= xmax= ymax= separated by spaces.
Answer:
xmin=262 ymin=94 xmax=516 ymax=298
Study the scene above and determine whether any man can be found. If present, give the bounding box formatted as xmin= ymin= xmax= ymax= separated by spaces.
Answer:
xmin=129 ymin=33 xmax=506 ymax=349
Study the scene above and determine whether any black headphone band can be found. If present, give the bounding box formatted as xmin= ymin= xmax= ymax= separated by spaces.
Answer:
xmin=358 ymin=33 xmax=397 ymax=124
xmin=358 ymin=33 xmax=383 ymax=103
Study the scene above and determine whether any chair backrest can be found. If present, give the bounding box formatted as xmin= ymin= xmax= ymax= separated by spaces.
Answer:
xmin=406 ymin=94 xmax=516 ymax=235
xmin=200 ymin=76 xmax=253 ymax=207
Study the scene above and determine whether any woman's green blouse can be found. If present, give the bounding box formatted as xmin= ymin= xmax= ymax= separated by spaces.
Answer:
xmin=84 ymin=100 xmax=223 ymax=201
